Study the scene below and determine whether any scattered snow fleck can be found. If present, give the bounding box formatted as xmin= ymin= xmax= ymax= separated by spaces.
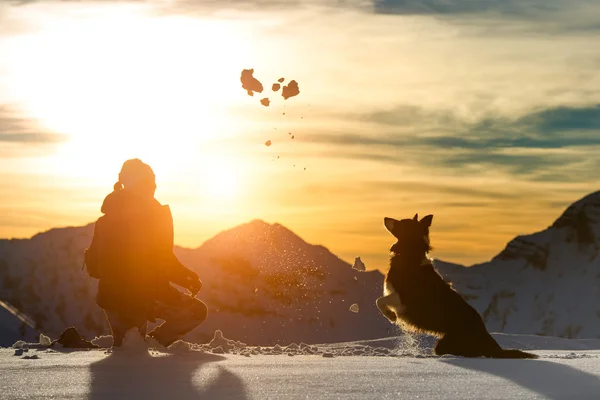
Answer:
xmin=352 ymin=257 xmax=366 ymax=271
xmin=349 ymin=304 xmax=360 ymax=313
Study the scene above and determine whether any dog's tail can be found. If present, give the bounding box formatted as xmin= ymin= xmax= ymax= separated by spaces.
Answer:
xmin=492 ymin=348 xmax=538 ymax=359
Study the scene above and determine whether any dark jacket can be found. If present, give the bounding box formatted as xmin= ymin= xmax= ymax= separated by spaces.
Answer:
xmin=93 ymin=189 xmax=198 ymax=317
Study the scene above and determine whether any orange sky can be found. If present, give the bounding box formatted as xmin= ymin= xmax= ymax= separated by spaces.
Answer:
xmin=1 ymin=1 xmax=600 ymax=270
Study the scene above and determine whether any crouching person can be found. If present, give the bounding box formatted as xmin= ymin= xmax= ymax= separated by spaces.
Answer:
xmin=84 ymin=159 xmax=207 ymax=348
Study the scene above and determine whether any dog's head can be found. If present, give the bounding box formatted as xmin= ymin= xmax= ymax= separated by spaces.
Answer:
xmin=384 ymin=214 xmax=433 ymax=254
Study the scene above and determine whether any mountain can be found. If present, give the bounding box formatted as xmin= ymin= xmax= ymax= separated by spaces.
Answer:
xmin=179 ymin=220 xmax=390 ymax=345
xmin=5 ymin=189 xmax=600 ymax=345
xmin=435 ymin=190 xmax=600 ymax=339
xmin=0 ymin=219 xmax=392 ymax=345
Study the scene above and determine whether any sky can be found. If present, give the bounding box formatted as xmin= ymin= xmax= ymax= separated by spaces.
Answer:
xmin=1 ymin=0 xmax=600 ymax=270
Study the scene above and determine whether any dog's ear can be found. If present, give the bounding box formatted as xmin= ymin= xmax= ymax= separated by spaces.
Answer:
xmin=413 ymin=213 xmax=418 ymax=221
xmin=384 ymin=217 xmax=396 ymax=234
xmin=420 ymin=214 xmax=433 ymax=228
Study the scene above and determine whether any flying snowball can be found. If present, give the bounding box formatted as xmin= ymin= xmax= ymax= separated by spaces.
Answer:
xmin=282 ymin=80 xmax=300 ymax=100
xmin=240 ymin=69 xmax=264 ymax=96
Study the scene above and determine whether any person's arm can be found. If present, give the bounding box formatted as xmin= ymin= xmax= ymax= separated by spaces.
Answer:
xmin=155 ymin=205 xmax=202 ymax=294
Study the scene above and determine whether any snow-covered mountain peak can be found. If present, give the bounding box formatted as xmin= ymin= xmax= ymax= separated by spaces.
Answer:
xmin=435 ymin=190 xmax=600 ymax=339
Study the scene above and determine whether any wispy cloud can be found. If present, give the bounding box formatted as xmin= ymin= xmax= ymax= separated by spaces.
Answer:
xmin=0 ymin=106 xmax=65 ymax=144
xmin=373 ymin=0 xmax=568 ymax=16
xmin=299 ymin=103 xmax=600 ymax=182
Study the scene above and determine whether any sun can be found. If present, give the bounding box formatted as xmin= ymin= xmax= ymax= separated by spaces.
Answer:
xmin=2 ymin=4 xmax=254 ymax=181
xmin=205 ymin=163 xmax=239 ymax=199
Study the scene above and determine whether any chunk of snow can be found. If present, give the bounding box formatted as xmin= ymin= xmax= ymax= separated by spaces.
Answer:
xmin=282 ymin=80 xmax=300 ymax=100
xmin=39 ymin=334 xmax=52 ymax=347
xmin=209 ymin=330 xmax=234 ymax=352
xmin=167 ymin=340 xmax=193 ymax=353
xmin=91 ymin=335 xmax=113 ymax=348
xmin=115 ymin=328 xmax=149 ymax=356
xmin=349 ymin=304 xmax=359 ymax=313
xmin=352 ymin=257 xmax=366 ymax=271
xmin=265 ymin=140 xmax=272 ymax=147
xmin=240 ymin=69 xmax=263 ymax=96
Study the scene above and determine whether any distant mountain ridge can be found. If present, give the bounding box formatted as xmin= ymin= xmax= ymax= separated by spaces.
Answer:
xmin=0 ymin=219 xmax=392 ymax=345
xmin=3 ymin=189 xmax=600 ymax=344
xmin=435 ymin=190 xmax=600 ymax=339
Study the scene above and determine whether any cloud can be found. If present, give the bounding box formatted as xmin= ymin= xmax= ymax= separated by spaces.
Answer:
xmin=300 ymin=103 xmax=600 ymax=182
xmin=309 ymin=103 xmax=600 ymax=150
xmin=0 ymin=107 xmax=65 ymax=144
xmin=372 ymin=0 xmax=566 ymax=16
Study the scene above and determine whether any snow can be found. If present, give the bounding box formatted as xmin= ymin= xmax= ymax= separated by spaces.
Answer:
xmin=352 ymin=256 xmax=366 ymax=271
xmin=434 ymin=190 xmax=600 ymax=339
xmin=2 ymin=332 xmax=600 ymax=399
xmin=0 ymin=220 xmax=389 ymax=346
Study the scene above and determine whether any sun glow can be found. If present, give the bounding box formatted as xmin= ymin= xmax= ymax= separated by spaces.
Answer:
xmin=2 ymin=4 xmax=255 ymax=184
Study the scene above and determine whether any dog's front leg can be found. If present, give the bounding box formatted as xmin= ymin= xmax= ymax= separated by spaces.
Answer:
xmin=376 ymin=293 xmax=404 ymax=322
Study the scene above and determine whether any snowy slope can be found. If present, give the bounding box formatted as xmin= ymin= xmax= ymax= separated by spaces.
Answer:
xmin=0 ymin=300 xmax=38 ymax=347
xmin=0 ymin=220 xmax=391 ymax=345
xmin=0 ymin=225 xmax=106 ymax=338
xmin=179 ymin=220 xmax=389 ymax=345
xmin=435 ymin=190 xmax=600 ymax=339
xmin=2 ymin=333 xmax=600 ymax=400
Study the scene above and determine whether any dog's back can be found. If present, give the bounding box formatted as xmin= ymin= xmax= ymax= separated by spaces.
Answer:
xmin=386 ymin=256 xmax=482 ymax=336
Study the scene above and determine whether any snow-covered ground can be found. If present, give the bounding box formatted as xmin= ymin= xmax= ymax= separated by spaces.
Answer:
xmin=2 ymin=333 xmax=600 ymax=399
